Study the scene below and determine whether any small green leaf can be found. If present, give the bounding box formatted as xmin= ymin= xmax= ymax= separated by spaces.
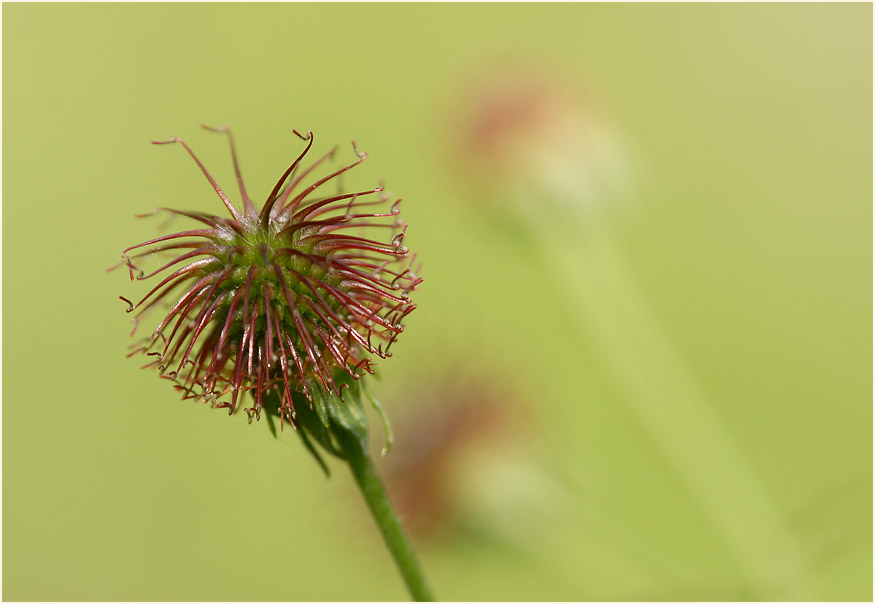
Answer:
xmin=314 ymin=378 xmax=369 ymax=458
xmin=264 ymin=407 xmax=279 ymax=439
xmin=362 ymin=379 xmax=394 ymax=455
xmin=295 ymin=421 xmax=331 ymax=477
xmin=310 ymin=386 xmax=332 ymax=428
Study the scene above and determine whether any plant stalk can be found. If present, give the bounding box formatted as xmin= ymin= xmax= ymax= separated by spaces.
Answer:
xmin=524 ymin=202 xmax=811 ymax=599
xmin=343 ymin=443 xmax=434 ymax=601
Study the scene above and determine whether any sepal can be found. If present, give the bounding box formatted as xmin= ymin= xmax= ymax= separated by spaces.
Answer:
xmin=265 ymin=373 xmax=388 ymax=474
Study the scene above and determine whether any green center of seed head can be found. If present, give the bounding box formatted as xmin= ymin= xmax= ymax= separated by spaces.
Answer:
xmin=219 ymin=220 xmax=341 ymax=339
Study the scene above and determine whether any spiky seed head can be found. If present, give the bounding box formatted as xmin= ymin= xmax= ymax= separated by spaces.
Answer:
xmin=116 ymin=126 xmax=422 ymax=428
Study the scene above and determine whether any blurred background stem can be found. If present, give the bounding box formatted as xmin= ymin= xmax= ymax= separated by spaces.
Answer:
xmin=527 ymin=207 xmax=812 ymax=599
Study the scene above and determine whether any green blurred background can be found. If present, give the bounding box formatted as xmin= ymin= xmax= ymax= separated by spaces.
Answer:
xmin=3 ymin=3 xmax=871 ymax=601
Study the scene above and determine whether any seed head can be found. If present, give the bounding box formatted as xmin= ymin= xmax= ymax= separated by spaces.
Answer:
xmin=382 ymin=369 xmax=521 ymax=540
xmin=449 ymin=63 xmax=630 ymax=217
xmin=117 ymin=126 xmax=422 ymax=427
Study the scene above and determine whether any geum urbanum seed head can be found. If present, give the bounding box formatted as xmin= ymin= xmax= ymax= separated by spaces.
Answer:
xmin=117 ymin=126 xmax=421 ymax=429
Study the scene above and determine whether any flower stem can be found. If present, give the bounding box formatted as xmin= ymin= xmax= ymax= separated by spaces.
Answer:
xmin=342 ymin=440 xmax=434 ymax=601
xmin=288 ymin=382 xmax=433 ymax=601
xmin=525 ymin=207 xmax=811 ymax=598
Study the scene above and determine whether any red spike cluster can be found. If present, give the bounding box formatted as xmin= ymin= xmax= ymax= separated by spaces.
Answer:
xmin=116 ymin=127 xmax=422 ymax=428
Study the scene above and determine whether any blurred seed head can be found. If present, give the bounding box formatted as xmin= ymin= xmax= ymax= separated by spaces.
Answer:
xmin=378 ymin=368 xmax=529 ymax=542
xmin=115 ymin=126 xmax=422 ymax=426
xmin=448 ymin=60 xmax=631 ymax=219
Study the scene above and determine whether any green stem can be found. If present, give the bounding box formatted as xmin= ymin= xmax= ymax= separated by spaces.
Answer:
xmin=525 ymin=206 xmax=811 ymax=598
xmin=343 ymin=442 xmax=434 ymax=601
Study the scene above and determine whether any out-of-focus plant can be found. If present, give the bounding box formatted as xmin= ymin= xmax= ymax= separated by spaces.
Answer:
xmin=113 ymin=126 xmax=432 ymax=601
xmin=378 ymin=367 xmax=527 ymax=542
xmin=375 ymin=365 xmax=598 ymax=594
xmin=454 ymin=63 xmax=629 ymax=220
xmin=447 ymin=61 xmax=812 ymax=599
